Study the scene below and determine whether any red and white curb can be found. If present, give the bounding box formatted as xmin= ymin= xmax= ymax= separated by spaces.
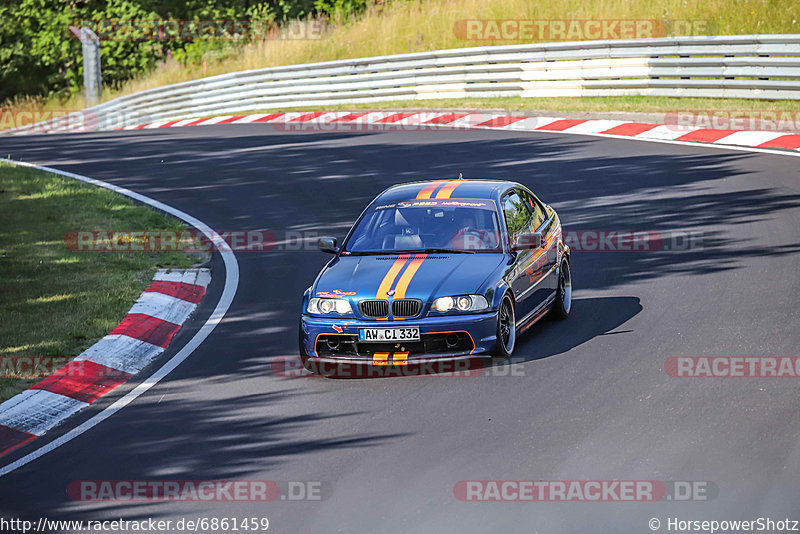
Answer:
xmin=123 ymin=111 xmax=800 ymax=151
xmin=0 ymin=268 xmax=210 ymax=457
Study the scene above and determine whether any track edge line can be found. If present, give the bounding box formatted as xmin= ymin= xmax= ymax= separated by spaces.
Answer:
xmin=0 ymin=158 xmax=240 ymax=477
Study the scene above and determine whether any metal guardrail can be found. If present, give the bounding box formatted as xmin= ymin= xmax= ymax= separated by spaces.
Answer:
xmin=9 ymin=34 xmax=800 ymax=133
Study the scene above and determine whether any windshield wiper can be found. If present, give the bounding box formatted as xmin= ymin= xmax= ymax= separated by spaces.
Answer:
xmin=345 ymin=250 xmax=395 ymax=255
xmin=347 ymin=248 xmax=479 ymax=255
xmin=392 ymin=248 xmax=476 ymax=254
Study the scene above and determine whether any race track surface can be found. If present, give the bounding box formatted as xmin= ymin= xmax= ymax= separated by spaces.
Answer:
xmin=1 ymin=126 xmax=799 ymax=533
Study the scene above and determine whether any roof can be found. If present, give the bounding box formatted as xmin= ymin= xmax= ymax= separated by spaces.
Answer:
xmin=376 ymin=179 xmax=518 ymax=203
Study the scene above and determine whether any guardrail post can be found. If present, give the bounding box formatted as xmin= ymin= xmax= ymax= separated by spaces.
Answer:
xmin=69 ymin=26 xmax=103 ymax=106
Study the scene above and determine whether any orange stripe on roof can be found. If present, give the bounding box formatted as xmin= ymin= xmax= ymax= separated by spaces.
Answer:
xmin=377 ymin=255 xmax=409 ymax=299
xmin=416 ymin=180 xmax=447 ymax=199
xmin=434 ymin=180 xmax=465 ymax=199
xmin=393 ymin=254 xmax=427 ymax=299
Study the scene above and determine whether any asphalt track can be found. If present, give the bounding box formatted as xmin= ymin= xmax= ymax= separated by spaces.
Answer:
xmin=1 ymin=126 xmax=799 ymax=533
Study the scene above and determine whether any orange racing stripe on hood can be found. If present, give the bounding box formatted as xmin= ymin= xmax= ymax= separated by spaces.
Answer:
xmin=392 ymin=254 xmax=427 ymax=299
xmin=376 ymin=255 xmax=409 ymax=300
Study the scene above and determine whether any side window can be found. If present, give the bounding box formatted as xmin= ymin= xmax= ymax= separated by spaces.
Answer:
xmin=520 ymin=189 xmax=546 ymax=229
xmin=502 ymin=191 xmax=532 ymax=242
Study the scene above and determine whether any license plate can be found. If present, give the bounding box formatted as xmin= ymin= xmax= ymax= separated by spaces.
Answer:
xmin=359 ymin=327 xmax=420 ymax=342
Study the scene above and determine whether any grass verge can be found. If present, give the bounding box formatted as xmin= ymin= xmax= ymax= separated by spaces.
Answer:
xmin=0 ymin=162 xmax=207 ymax=402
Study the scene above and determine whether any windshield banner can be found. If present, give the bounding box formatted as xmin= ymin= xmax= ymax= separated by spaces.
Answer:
xmin=373 ymin=199 xmax=496 ymax=211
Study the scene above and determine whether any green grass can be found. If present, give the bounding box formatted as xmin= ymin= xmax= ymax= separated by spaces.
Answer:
xmin=0 ymin=163 xmax=207 ymax=402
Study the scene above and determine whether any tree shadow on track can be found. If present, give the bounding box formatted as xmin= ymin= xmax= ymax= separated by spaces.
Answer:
xmin=2 ymin=127 xmax=800 ymax=522
xmin=4 ymin=127 xmax=798 ymax=293
xmin=4 ymin=127 xmax=798 ymax=374
xmin=0 ymin=383 xmax=408 ymax=521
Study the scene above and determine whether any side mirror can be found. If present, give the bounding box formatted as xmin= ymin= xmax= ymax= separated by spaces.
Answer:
xmin=318 ymin=237 xmax=339 ymax=254
xmin=513 ymin=232 xmax=542 ymax=251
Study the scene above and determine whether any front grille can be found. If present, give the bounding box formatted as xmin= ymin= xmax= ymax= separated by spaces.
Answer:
xmin=314 ymin=332 xmax=475 ymax=358
xmin=358 ymin=299 xmax=389 ymax=317
xmin=391 ymin=298 xmax=422 ymax=317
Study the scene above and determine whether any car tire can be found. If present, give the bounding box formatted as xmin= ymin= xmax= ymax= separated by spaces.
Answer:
xmin=493 ymin=294 xmax=516 ymax=359
xmin=549 ymin=257 xmax=572 ymax=320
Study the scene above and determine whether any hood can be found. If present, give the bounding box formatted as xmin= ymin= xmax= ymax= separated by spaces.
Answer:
xmin=313 ymin=253 xmax=506 ymax=303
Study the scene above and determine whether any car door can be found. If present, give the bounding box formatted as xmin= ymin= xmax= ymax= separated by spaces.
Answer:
xmin=502 ymin=190 xmax=538 ymax=321
xmin=520 ymin=189 xmax=558 ymax=311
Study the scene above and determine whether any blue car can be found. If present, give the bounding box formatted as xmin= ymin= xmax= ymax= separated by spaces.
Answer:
xmin=299 ymin=179 xmax=571 ymax=373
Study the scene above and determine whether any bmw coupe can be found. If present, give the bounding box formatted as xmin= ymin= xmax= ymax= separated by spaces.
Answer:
xmin=299 ymin=179 xmax=571 ymax=372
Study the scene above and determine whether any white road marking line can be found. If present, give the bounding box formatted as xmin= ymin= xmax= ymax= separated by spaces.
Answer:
xmin=0 ymin=159 xmax=239 ymax=477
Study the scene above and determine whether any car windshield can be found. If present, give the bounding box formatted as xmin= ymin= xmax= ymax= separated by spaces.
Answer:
xmin=344 ymin=198 xmax=502 ymax=253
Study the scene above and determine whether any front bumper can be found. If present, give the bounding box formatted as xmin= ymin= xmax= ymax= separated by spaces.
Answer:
xmin=300 ymin=311 xmax=499 ymax=365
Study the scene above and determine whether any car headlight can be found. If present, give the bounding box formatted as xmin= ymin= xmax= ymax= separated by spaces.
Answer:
xmin=307 ymin=298 xmax=352 ymax=315
xmin=431 ymin=295 xmax=488 ymax=313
